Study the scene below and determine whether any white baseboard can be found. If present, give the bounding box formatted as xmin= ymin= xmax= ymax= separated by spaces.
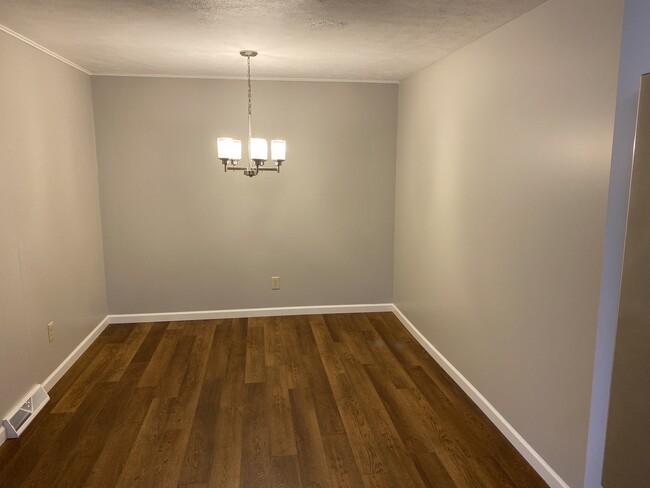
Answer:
xmin=391 ymin=305 xmax=569 ymax=488
xmin=0 ymin=303 xmax=390 ymax=447
xmin=0 ymin=315 xmax=111 ymax=449
xmin=107 ymin=303 xmax=394 ymax=324
xmin=0 ymin=301 xmax=568 ymax=488
xmin=42 ymin=316 xmax=112 ymax=392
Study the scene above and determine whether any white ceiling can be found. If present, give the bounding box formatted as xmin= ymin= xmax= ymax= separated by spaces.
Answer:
xmin=0 ymin=0 xmax=547 ymax=81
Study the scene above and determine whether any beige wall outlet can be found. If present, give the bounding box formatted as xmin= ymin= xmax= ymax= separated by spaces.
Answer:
xmin=271 ymin=276 xmax=280 ymax=290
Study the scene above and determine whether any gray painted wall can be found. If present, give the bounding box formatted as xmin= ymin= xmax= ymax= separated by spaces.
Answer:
xmin=392 ymin=0 xmax=623 ymax=486
xmin=91 ymin=77 xmax=397 ymax=314
xmin=0 ymin=31 xmax=107 ymax=418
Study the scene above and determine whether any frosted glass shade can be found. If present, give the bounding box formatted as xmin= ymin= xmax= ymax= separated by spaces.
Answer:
xmin=250 ymin=138 xmax=268 ymax=161
xmin=271 ymin=140 xmax=286 ymax=161
xmin=231 ymin=139 xmax=242 ymax=160
xmin=217 ymin=137 xmax=233 ymax=159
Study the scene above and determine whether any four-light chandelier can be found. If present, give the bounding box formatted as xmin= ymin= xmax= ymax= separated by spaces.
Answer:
xmin=217 ymin=50 xmax=287 ymax=177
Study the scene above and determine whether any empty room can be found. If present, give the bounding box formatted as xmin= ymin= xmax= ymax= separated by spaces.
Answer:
xmin=1 ymin=0 xmax=649 ymax=487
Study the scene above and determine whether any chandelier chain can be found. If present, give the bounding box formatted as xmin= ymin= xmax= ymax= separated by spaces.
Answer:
xmin=247 ymin=55 xmax=252 ymax=117
xmin=247 ymin=55 xmax=253 ymax=145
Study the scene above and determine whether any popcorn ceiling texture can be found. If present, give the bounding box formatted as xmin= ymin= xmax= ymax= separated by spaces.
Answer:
xmin=0 ymin=0 xmax=545 ymax=80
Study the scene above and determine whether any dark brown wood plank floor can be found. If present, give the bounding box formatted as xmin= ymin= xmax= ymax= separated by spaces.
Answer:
xmin=0 ymin=313 xmax=548 ymax=488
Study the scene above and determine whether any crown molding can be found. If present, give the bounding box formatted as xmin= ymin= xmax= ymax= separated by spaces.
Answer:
xmin=0 ymin=23 xmax=90 ymax=75
xmin=0 ymin=24 xmax=400 ymax=83
xmin=92 ymin=72 xmax=400 ymax=84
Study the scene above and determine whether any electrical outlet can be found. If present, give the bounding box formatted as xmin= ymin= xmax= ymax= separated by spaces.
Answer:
xmin=47 ymin=322 xmax=55 ymax=343
xmin=271 ymin=276 xmax=280 ymax=290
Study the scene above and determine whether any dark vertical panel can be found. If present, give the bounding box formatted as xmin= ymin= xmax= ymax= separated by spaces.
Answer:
xmin=604 ymin=73 xmax=650 ymax=487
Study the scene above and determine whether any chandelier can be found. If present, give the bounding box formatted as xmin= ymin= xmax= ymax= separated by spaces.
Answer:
xmin=217 ymin=50 xmax=286 ymax=177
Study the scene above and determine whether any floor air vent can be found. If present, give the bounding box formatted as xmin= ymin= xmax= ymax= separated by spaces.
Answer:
xmin=2 ymin=385 xmax=49 ymax=438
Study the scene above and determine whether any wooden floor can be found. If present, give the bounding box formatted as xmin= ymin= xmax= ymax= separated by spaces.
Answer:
xmin=0 ymin=313 xmax=548 ymax=488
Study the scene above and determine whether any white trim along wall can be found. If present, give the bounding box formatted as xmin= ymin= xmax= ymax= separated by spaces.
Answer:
xmin=0 ymin=303 xmax=568 ymax=488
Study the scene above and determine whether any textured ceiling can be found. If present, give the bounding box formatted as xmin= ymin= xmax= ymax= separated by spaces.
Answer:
xmin=0 ymin=0 xmax=547 ymax=81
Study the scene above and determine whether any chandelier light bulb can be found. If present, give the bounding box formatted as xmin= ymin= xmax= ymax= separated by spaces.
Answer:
xmin=250 ymin=138 xmax=268 ymax=161
xmin=217 ymin=137 xmax=233 ymax=160
xmin=231 ymin=139 xmax=242 ymax=160
xmin=271 ymin=140 xmax=286 ymax=161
